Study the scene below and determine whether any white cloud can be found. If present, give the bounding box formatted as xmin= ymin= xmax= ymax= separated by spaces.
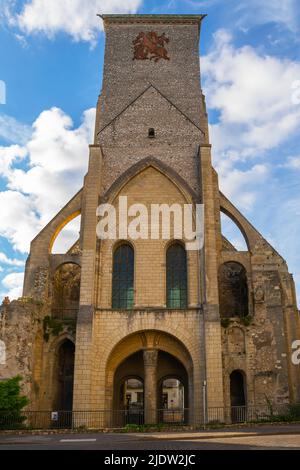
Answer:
xmin=0 ymin=145 xmax=27 ymax=176
xmin=0 ymin=252 xmax=25 ymax=267
xmin=233 ymin=0 xmax=299 ymax=34
xmin=0 ymin=107 xmax=95 ymax=253
xmin=5 ymin=0 xmax=143 ymax=44
xmin=185 ymin=0 xmax=299 ymax=33
xmin=203 ymin=30 xmax=300 ymax=151
xmin=202 ymin=30 xmax=300 ymax=209
xmin=0 ymin=113 xmax=32 ymax=144
xmin=0 ymin=272 xmax=24 ymax=301
xmin=284 ymin=156 xmax=300 ymax=169
xmin=219 ymin=164 xmax=269 ymax=211
xmin=0 ymin=190 xmax=40 ymax=253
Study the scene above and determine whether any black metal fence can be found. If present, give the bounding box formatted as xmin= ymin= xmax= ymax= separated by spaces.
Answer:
xmin=0 ymin=404 xmax=296 ymax=430
xmin=207 ymin=404 xmax=291 ymax=424
xmin=0 ymin=409 xmax=187 ymax=430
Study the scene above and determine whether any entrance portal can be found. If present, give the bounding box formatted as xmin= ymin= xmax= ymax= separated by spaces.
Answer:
xmin=157 ymin=351 xmax=188 ymax=424
xmin=113 ymin=347 xmax=190 ymax=425
xmin=114 ymin=351 xmax=144 ymax=426
xmin=53 ymin=339 xmax=75 ymax=428
xmin=230 ymin=370 xmax=246 ymax=423
xmin=54 ymin=340 xmax=75 ymax=411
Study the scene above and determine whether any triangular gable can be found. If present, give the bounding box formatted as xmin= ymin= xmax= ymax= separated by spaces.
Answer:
xmin=98 ymin=84 xmax=205 ymax=137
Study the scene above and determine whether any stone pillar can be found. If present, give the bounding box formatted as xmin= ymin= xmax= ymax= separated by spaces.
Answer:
xmin=143 ymin=349 xmax=158 ymax=425
xmin=199 ymin=145 xmax=225 ymax=418
xmin=73 ymin=145 xmax=102 ymax=416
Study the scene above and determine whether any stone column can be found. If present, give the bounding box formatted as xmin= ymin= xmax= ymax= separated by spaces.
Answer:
xmin=73 ymin=145 xmax=102 ymax=417
xmin=143 ymin=349 xmax=158 ymax=425
xmin=199 ymin=145 xmax=225 ymax=419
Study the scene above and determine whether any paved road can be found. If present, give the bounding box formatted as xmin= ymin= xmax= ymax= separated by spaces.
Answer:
xmin=1 ymin=425 xmax=300 ymax=450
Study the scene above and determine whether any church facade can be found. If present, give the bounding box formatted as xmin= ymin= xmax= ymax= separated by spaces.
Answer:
xmin=1 ymin=14 xmax=300 ymax=426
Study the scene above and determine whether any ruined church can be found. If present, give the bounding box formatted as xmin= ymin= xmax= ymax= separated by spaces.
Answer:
xmin=1 ymin=14 xmax=300 ymax=426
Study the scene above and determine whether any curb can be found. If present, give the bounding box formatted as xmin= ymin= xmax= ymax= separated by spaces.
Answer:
xmin=1 ymin=422 xmax=300 ymax=437
xmin=141 ymin=430 xmax=300 ymax=441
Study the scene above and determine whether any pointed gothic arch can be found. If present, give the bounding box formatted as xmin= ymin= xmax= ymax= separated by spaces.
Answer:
xmin=102 ymin=157 xmax=200 ymax=206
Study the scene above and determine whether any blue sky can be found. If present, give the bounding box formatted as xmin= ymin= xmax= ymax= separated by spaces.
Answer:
xmin=0 ymin=0 xmax=300 ymax=302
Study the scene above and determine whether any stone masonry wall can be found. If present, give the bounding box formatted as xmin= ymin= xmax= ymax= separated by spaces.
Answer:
xmin=0 ymin=300 xmax=43 ymax=403
xmin=99 ymin=86 xmax=204 ymax=195
xmin=99 ymin=19 xmax=204 ymax=130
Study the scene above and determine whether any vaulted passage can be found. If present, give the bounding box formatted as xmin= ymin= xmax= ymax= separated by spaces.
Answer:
xmin=112 ymin=348 xmax=189 ymax=426
xmin=114 ymin=351 xmax=144 ymax=426
xmin=157 ymin=351 xmax=188 ymax=424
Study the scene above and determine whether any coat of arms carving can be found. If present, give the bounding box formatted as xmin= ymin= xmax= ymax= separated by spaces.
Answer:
xmin=133 ymin=31 xmax=170 ymax=62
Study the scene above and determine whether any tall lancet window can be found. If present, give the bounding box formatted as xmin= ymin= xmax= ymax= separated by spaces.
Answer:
xmin=166 ymin=243 xmax=188 ymax=309
xmin=112 ymin=243 xmax=134 ymax=309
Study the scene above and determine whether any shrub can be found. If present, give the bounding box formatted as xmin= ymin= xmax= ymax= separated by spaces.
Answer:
xmin=288 ymin=403 xmax=300 ymax=420
xmin=221 ymin=319 xmax=231 ymax=329
xmin=0 ymin=376 xmax=29 ymax=429
xmin=240 ymin=315 xmax=253 ymax=327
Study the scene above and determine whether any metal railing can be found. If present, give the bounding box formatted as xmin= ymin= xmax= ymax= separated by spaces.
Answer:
xmin=0 ymin=409 xmax=188 ymax=430
xmin=207 ymin=404 xmax=291 ymax=424
xmin=0 ymin=404 xmax=297 ymax=430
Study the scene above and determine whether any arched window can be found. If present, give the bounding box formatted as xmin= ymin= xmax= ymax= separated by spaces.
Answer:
xmin=112 ymin=244 xmax=134 ymax=309
xmin=218 ymin=262 xmax=249 ymax=318
xmin=166 ymin=243 xmax=188 ymax=309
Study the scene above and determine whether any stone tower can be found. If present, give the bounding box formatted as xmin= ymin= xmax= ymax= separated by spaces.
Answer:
xmin=1 ymin=15 xmax=299 ymax=427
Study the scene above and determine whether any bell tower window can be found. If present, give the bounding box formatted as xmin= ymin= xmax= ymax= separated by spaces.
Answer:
xmin=148 ymin=128 xmax=155 ymax=139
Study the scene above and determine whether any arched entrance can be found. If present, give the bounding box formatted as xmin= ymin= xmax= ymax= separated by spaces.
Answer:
xmin=114 ymin=351 xmax=144 ymax=426
xmin=54 ymin=339 xmax=75 ymax=411
xmin=112 ymin=340 xmax=191 ymax=426
xmin=157 ymin=351 xmax=188 ymax=424
xmin=230 ymin=370 xmax=247 ymax=423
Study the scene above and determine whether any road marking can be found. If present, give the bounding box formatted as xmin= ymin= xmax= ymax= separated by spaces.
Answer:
xmin=60 ymin=438 xmax=97 ymax=443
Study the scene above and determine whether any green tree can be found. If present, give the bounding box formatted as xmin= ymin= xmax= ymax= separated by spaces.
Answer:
xmin=0 ymin=376 xmax=29 ymax=429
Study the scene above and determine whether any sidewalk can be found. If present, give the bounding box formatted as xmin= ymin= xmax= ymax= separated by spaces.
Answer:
xmin=138 ymin=423 xmax=300 ymax=441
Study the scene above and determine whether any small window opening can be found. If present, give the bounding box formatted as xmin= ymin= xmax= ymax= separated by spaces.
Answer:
xmin=148 ymin=128 xmax=155 ymax=139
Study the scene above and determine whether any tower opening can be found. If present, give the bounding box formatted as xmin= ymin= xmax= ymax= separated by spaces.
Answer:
xmin=148 ymin=128 xmax=155 ymax=138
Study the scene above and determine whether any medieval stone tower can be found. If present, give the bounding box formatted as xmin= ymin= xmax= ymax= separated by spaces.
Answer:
xmin=1 ymin=14 xmax=299 ymax=426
